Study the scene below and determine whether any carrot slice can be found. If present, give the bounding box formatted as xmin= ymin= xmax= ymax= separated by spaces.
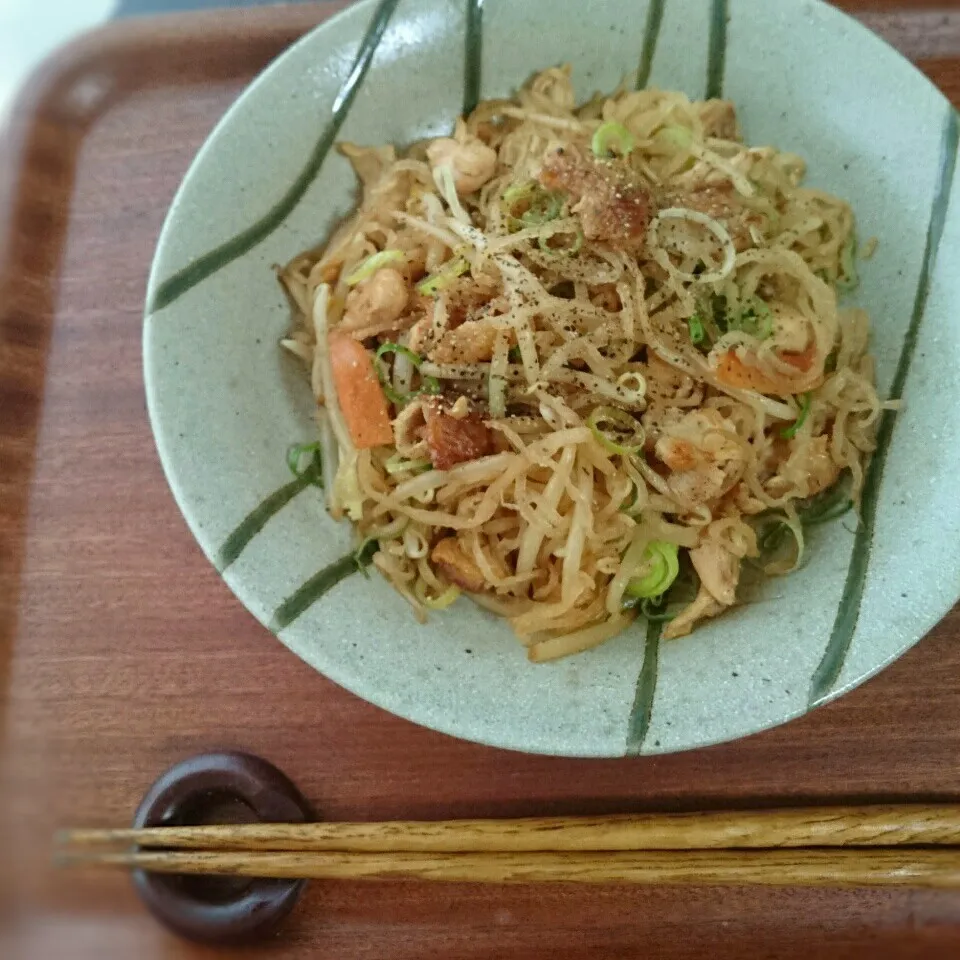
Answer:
xmin=328 ymin=331 xmax=394 ymax=449
xmin=779 ymin=341 xmax=817 ymax=372
xmin=715 ymin=349 xmax=783 ymax=394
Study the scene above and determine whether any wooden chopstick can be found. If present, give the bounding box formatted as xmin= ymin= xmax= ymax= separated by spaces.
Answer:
xmin=57 ymin=805 xmax=960 ymax=853
xmin=56 ymin=848 xmax=960 ymax=888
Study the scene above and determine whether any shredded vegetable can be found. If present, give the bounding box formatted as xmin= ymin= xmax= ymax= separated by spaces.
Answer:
xmin=588 ymin=406 xmax=645 ymax=456
xmin=416 ymin=256 xmax=470 ymax=295
xmin=276 ymin=66 xmax=883 ymax=660
xmin=345 ymin=249 xmax=405 ymax=286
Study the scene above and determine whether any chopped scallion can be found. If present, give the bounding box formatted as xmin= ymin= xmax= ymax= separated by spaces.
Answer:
xmin=502 ymin=181 xmax=563 ymax=227
xmin=731 ymin=297 xmax=773 ymax=339
xmin=421 ymin=583 xmax=461 ymax=610
xmin=384 ymin=455 xmax=433 ymax=475
xmin=781 ymin=392 xmax=812 ymax=440
xmin=375 ymin=342 xmax=441 ymax=405
xmin=286 ymin=442 xmax=323 ymax=487
xmin=416 ymin=256 xmax=469 ymax=295
xmin=345 ymin=249 xmax=405 ymax=286
xmin=688 ymin=314 xmax=706 ymax=345
xmin=625 ymin=541 xmax=680 ymax=599
xmin=592 ymin=121 xmax=635 ymax=158
xmin=587 ymin=406 xmax=645 ymax=456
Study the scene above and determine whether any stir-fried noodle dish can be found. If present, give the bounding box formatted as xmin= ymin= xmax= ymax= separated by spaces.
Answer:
xmin=279 ymin=67 xmax=889 ymax=662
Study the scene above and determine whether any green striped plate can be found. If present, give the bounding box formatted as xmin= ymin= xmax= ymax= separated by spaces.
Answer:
xmin=144 ymin=0 xmax=960 ymax=757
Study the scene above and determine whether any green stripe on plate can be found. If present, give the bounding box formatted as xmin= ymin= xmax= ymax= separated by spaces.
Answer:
xmin=705 ymin=0 xmax=728 ymax=100
xmin=625 ymin=617 xmax=663 ymax=755
xmin=463 ymin=0 xmax=485 ymax=117
xmin=150 ymin=0 xmax=402 ymax=314
xmin=636 ymin=0 xmax=666 ymax=90
xmin=808 ymin=107 xmax=959 ymax=707
xmin=216 ymin=473 xmax=313 ymax=571
xmin=271 ymin=540 xmax=378 ymax=632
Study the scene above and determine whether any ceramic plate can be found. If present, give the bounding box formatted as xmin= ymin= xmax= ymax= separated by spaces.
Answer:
xmin=144 ymin=0 xmax=960 ymax=757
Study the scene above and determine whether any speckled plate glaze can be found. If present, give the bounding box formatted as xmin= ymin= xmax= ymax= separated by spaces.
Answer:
xmin=144 ymin=0 xmax=960 ymax=757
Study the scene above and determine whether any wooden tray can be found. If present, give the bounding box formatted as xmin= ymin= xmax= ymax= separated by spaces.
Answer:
xmin=2 ymin=3 xmax=960 ymax=957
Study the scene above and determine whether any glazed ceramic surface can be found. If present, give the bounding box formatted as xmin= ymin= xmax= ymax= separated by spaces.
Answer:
xmin=145 ymin=0 xmax=960 ymax=756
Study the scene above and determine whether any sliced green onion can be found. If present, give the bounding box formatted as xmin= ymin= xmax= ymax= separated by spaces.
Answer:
xmin=798 ymin=471 xmax=852 ymax=525
xmin=687 ymin=313 xmax=706 ymax=345
xmin=375 ymin=343 xmax=440 ymax=406
xmin=286 ymin=442 xmax=323 ymax=487
xmin=755 ymin=512 xmax=804 ymax=574
xmin=352 ymin=537 xmax=380 ymax=579
xmin=587 ymin=406 xmax=645 ymax=456
xmin=731 ymin=297 xmax=773 ymax=339
xmin=538 ymin=227 xmax=584 ymax=256
xmin=345 ymin=249 xmax=405 ymax=286
xmin=781 ymin=392 xmax=812 ymax=440
xmin=837 ymin=233 xmax=859 ymax=292
xmin=417 ymin=582 xmax=461 ymax=610
xmin=384 ymin=455 xmax=433 ymax=475
xmin=416 ymin=256 xmax=469 ymax=295
xmin=502 ymin=181 xmax=563 ymax=228
xmin=592 ymin=121 xmax=635 ymax=158
xmin=625 ymin=541 xmax=680 ymax=599
xmin=619 ymin=478 xmax=641 ymax=515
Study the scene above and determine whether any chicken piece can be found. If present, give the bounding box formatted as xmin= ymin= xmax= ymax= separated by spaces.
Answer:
xmin=689 ymin=538 xmax=740 ymax=607
xmin=778 ymin=435 xmax=840 ymax=498
xmin=699 ymin=99 xmax=740 ymax=141
xmin=538 ymin=148 xmax=654 ymax=250
xmin=662 ymin=584 xmax=724 ymax=640
xmin=654 ymin=409 xmax=744 ymax=507
xmin=423 ymin=400 xmax=495 ymax=470
xmin=340 ymin=268 xmax=410 ymax=339
xmin=431 ymin=538 xmax=487 ymax=592
xmin=407 ymin=311 xmax=436 ymax=357
xmin=426 ymin=136 xmax=498 ymax=195
xmin=770 ymin=303 xmax=812 ymax=354
xmin=340 ymin=142 xmax=397 ymax=189
xmin=644 ymin=353 xmax=699 ymax=405
xmin=428 ymin=320 xmax=499 ymax=364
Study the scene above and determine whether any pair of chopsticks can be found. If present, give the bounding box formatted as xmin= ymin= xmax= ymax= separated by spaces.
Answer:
xmin=56 ymin=805 xmax=960 ymax=888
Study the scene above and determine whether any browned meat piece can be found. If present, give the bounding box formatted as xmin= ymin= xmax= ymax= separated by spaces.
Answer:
xmin=428 ymin=320 xmax=498 ymax=364
xmin=430 ymin=537 xmax=487 ymax=592
xmin=538 ymin=149 xmax=654 ymax=250
xmin=423 ymin=400 xmax=495 ymax=470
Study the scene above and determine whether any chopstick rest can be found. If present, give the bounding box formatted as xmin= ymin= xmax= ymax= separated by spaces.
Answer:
xmin=128 ymin=751 xmax=313 ymax=944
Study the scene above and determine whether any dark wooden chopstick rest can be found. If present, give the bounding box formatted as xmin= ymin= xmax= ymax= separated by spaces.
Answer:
xmin=129 ymin=751 xmax=313 ymax=944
